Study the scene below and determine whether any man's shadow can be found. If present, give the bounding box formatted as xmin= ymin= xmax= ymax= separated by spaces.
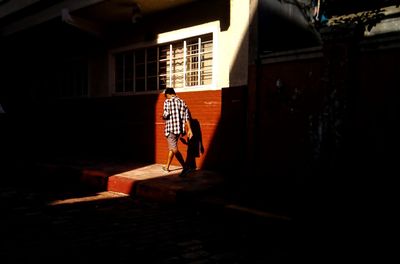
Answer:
xmin=180 ymin=118 xmax=204 ymax=170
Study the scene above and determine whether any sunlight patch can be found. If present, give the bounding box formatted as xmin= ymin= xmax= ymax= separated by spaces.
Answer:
xmin=48 ymin=191 xmax=128 ymax=206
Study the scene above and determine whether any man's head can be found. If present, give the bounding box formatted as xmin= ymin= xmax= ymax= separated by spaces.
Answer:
xmin=164 ymin=88 xmax=176 ymax=99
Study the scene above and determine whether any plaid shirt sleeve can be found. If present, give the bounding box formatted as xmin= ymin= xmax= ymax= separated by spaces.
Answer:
xmin=183 ymin=101 xmax=189 ymax=123
xmin=163 ymin=100 xmax=170 ymax=120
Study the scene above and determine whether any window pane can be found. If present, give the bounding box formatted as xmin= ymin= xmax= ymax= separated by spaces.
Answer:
xmin=147 ymin=47 xmax=157 ymax=62
xmin=116 ymin=80 xmax=123 ymax=92
xmin=172 ymin=58 xmax=183 ymax=73
xmin=147 ymin=77 xmax=157 ymax=91
xmin=171 ymin=43 xmax=184 ymax=87
xmin=186 ymin=72 xmax=198 ymax=86
xmin=201 ymin=41 xmax=213 ymax=53
xmin=172 ymin=73 xmax=184 ymax=88
xmin=124 ymin=52 xmax=134 ymax=92
xmin=173 ymin=46 xmax=183 ymax=59
xmin=115 ymin=54 xmax=124 ymax=92
xmin=125 ymin=79 xmax=133 ymax=92
xmin=159 ymin=60 xmax=167 ymax=76
xmin=136 ymin=49 xmax=145 ymax=63
xmin=136 ymin=64 xmax=145 ymax=78
xmin=148 ymin=62 xmax=157 ymax=77
xmin=136 ymin=78 xmax=145 ymax=92
xmin=159 ymin=45 xmax=169 ymax=61
xmin=199 ymin=34 xmax=213 ymax=86
xmin=159 ymin=76 xmax=167 ymax=90
xmin=201 ymin=71 xmax=212 ymax=85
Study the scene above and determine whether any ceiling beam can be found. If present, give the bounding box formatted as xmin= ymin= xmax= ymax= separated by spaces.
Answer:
xmin=61 ymin=8 xmax=103 ymax=37
xmin=0 ymin=0 xmax=41 ymax=19
xmin=0 ymin=0 xmax=105 ymax=36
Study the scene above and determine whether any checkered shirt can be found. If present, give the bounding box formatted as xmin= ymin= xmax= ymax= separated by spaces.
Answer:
xmin=163 ymin=96 xmax=190 ymax=136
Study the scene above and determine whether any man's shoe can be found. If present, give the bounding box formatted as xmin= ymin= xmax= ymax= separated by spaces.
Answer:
xmin=162 ymin=166 xmax=170 ymax=173
xmin=179 ymin=167 xmax=193 ymax=177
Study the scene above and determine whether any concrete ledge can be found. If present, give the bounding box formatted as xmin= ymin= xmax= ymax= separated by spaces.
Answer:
xmin=33 ymin=160 xmax=224 ymax=204
xmin=135 ymin=170 xmax=224 ymax=203
xmin=107 ymin=175 xmax=137 ymax=194
xmin=81 ymin=169 xmax=108 ymax=191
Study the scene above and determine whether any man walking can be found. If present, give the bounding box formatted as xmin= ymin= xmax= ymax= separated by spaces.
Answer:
xmin=162 ymin=88 xmax=193 ymax=176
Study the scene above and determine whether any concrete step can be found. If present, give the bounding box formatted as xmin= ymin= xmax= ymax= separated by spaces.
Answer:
xmin=33 ymin=159 xmax=224 ymax=204
xmin=31 ymin=159 xmax=292 ymax=223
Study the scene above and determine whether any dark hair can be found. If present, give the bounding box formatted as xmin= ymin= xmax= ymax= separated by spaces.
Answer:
xmin=164 ymin=88 xmax=176 ymax=95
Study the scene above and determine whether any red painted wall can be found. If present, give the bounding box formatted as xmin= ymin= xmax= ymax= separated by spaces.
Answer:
xmin=3 ymin=86 xmax=246 ymax=174
xmin=154 ymin=90 xmax=225 ymax=169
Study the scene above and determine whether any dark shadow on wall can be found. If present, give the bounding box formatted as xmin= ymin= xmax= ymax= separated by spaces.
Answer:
xmin=201 ymin=1 xmax=322 ymax=216
xmin=202 ymin=0 xmax=323 ymax=215
xmin=0 ymin=19 xmax=159 ymax=176
xmin=201 ymin=86 xmax=247 ymax=176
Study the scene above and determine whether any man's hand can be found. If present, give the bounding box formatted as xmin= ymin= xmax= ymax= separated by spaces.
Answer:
xmin=187 ymin=129 xmax=193 ymax=140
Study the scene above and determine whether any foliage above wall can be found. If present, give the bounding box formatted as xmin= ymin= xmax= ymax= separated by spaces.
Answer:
xmin=308 ymin=0 xmax=400 ymax=33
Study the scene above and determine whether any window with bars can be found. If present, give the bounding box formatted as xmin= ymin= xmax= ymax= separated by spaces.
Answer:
xmin=114 ymin=33 xmax=213 ymax=93
xmin=32 ymin=59 xmax=88 ymax=99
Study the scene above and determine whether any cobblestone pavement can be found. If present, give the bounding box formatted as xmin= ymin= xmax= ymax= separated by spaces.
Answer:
xmin=0 ymin=183 xmax=295 ymax=264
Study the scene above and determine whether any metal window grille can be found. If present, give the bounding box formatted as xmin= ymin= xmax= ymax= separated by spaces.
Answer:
xmin=115 ymin=33 xmax=213 ymax=93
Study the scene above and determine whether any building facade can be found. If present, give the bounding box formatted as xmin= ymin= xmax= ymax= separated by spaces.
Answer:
xmin=1 ymin=0 xmax=251 ymax=172
xmin=1 ymin=0 xmax=399 ymax=210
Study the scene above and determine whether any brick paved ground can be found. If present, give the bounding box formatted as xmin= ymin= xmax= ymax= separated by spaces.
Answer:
xmin=0 ymin=182 xmax=296 ymax=264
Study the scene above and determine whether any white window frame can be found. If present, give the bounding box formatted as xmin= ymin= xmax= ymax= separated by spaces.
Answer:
xmin=109 ymin=21 xmax=219 ymax=95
